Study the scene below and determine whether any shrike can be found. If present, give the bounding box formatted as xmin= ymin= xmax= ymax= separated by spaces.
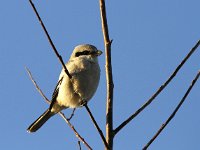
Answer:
xmin=27 ymin=44 xmax=102 ymax=133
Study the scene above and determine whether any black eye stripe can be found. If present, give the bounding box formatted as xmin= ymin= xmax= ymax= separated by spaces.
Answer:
xmin=75 ymin=50 xmax=95 ymax=57
xmin=75 ymin=50 xmax=89 ymax=57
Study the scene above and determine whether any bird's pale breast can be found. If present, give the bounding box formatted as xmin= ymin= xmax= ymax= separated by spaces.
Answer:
xmin=56 ymin=57 xmax=100 ymax=108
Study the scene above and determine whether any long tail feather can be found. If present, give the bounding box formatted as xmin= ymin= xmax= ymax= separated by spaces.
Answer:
xmin=27 ymin=109 xmax=54 ymax=133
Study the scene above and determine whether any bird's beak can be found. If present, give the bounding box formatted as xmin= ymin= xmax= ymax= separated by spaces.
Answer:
xmin=96 ymin=50 xmax=103 ymax=56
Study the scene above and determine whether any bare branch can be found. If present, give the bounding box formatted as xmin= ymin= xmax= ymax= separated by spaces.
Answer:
xmin=26 ymin=68 xmax=92 ymax=150
xmin=99 ymin=0 xmax=113 ymax=149
xmin=99 ymin=0 xmax=111 ymax=43
xmin=143 ymin=71 xmax=200 ymax=150
xmin=84 ymin=104 xmax=109 ymax=149
xmin=114 ymin=40 xmax=200 ymax=135
xmin=25 ymin=67 xmax=50 ymax=104
xmin=28 ymin=0 xmax=72 ymax=79
xmin=59 ymin=112 xmax=93 ymax=150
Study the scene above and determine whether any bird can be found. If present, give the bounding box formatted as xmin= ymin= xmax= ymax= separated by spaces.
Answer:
xmin=27 ymin=44 xmax=102 ymax=133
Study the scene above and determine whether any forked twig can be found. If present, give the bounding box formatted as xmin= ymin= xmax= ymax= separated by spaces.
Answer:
xmin=114 ymin=40 xmax=200 ymax=135
xmin=143 ymin=71 xmax=200 ymax=150
xmin=26 ymin=68 xmax=92 ymax=150
xmin=84 ymin=104 xmax=109 ymax=149
xmin=28 ymin=0 xmax=72 ymax=79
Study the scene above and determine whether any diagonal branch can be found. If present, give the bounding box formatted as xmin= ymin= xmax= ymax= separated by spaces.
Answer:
xmin=59 ymin=112 xmax=92 ymax=150
xmin=29 ymin=0 xmax=72 ymax=79
xmin=143 ymin=71 xmax=200 ymax=150
xmin=26 ymin=67 xmax=50 ymax=104
xmin=114 ymin=40 xmax=200 ymax=135
xmin=26 ymin=67 xmax=92 ymax=150
xmin=84 ymin=104 xmax=109 ymax=149
xmin=99 ymin=0 xmax=114 ymax=149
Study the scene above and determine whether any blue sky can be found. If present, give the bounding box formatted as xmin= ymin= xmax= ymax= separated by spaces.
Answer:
xmin=0 ymin=0 xmax=200 ymax=149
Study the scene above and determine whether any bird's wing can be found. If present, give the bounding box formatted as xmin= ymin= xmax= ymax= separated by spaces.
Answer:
xmin=49 ymin=76 xmax=64 ymax=110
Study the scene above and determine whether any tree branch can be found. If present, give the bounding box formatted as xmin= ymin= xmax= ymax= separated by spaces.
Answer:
xmin=26 ymin=67 xmax=50 ymax=104
xmin=26 ymin=67 xmax=92 ymax=150
xmin=99 ymin=0 xmax=114 ymax=149
xmin=114 ymin=40 xmax=200 ymax=135
xmin=28 ymin=0 xmax=72 ymax=79
xmin=59 ymin=112 xmax=92 ymax=150
xmin=84 ymin=104 xmax=109 ymax=149
xmin=143 ymin=71 xmax=200 ymax=150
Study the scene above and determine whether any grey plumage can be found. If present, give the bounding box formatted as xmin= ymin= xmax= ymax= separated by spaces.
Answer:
xmin=27 ymin=44 xmax=102 ymax=133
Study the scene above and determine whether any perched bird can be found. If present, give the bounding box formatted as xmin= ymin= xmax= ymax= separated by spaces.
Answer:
xmin=27 ymin=44 xmax=102 ymax=133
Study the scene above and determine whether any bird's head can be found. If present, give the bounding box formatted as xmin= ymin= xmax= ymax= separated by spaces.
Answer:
xmin=70 ymin=44 xmax=102 ymax=60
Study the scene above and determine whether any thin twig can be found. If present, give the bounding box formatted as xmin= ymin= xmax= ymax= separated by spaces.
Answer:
xmin=99 ymin=0 xmax=114 ymax=149
xmin=28 ymin=0 xmax=72 ymax=79
xmin=67 ymin=108 xmax=76 ymax=121
xmin=84 ymin=104 xmax=109 ymax=149
xmin=143 ymin=71 xmax=200 ymax=150
xmin=114 ymin=40 xmax=200 ymax=135
xmin=26 ymin=68 xmax=92 ymax=150
xmin=26 ymin=67 xmax=50 ymax=104
xmin=78 ymin=141 xmax=82 ymax=150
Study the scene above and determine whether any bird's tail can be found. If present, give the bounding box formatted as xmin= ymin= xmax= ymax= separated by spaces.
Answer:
xmin=27 ymin=109 xmax=55 ymax=133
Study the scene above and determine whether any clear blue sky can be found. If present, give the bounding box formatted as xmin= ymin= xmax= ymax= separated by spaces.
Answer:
xmin=0 ymin=0 xmax=200 ymax=149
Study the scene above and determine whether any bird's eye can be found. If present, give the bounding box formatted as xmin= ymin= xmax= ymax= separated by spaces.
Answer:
xmin=75 ymin=50 xmax=91 ymax=57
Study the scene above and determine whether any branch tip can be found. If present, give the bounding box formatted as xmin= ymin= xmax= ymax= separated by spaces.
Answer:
xmin=114 ymin=40 xmax=200 ymax=135
xmin=143 ymin=70 xmax=200 ymax=149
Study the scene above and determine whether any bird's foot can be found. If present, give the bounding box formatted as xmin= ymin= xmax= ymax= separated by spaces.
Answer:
xmin=80 ymin=100 xmax=87 ymax=107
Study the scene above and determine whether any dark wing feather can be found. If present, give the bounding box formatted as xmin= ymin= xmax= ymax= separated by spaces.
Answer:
xmin=49 ymin=76 xmax=64 ymax=110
